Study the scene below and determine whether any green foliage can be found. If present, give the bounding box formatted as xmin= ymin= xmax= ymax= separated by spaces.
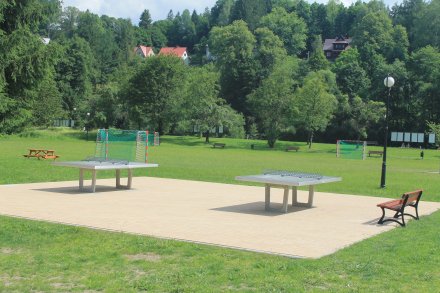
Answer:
xmin=427 ymin=121 xmax=440 ymax=146
xmin=209 ymin=20 xmax=258 ymax=113
xmin=348 ymin=96 xmax=385 ymax=140
xmin=123 ymin=55 xmax=186 ymax=133
xmin=412 ymin=0 xmax=440 ymax=49
xmin=230 ymin=0 xmax=271 ymax=30
xmin=332 ymin=48 xmax=370 ymax=99
xmin=308 ymin=34 xmax=330 ymax=71
xmin=259 ymin=7 xmax=308 ymax=56
xmin=254 ymin=27 xmax=287 ymax=79
xmin=181 ymin=65 xmax=244 ymax=142
xmin=210 ymin=0 xmax=234 ymax=26
xmin=138 ymin=9 xmax=152 ymax=29
xmin=247 ymin=57 xmax=299 ymax=147
xmin=295 ymin=70 xmax=337 ymax=148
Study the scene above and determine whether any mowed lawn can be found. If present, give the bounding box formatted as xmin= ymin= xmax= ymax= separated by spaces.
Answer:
xmin=1 ymin=129 xmax=440 ymax=292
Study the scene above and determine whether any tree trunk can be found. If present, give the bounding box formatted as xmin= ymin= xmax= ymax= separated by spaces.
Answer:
xmin=205 ymin=130 xmax=210 ymax=143
xmin=309 ymin=131 xmax=314 ymax=149
xmin=268 ymin=138 xmax=276 ymax=148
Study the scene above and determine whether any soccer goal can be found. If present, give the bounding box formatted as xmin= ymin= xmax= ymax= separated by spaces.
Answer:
xmin=336 ymin=140 xmax=367 ymax=160
xmin=93 ymin=129 xmax=154 ymax=163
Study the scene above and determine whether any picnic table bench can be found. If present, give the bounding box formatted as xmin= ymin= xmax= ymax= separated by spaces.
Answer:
xmin=368 ymin=150 xmax=383 ymax=157
xmin=212 ymin=143 xmax=226 ymax=149
xmin=377 ymin=189 xmax=422 ymax=227
xmin=23 ymin=149 xmax=59 ymax=160
xmin=286 ymin=146 xmax=300 ymax=152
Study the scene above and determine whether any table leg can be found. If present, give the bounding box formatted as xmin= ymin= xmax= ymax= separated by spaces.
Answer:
xmin=127 ymin=169 xmax=132 ymax=189
xmin=265 ymin=184 xmax=270 ymax=211
xmin=91 ymin=170 xmax=96 ymax=193
xmin=116 ymin=169 xmax=121 ymax=188
xmin=291 ymin=185 xmax=314 ymax=208
xmin=282 ymin=186 xmax=289 ymax=213
xmin=292 ymin=186 xmax=298 ymax=205
xmin=79 ymin=169 xmax=84 ymax=191
xmin=307 ymin=185 xmax=314 ymax=207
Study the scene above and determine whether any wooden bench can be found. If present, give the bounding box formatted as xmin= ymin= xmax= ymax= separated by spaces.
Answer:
xmin=286 ymin=146 xmax=300 ymax=152
xmin=23 ymin=149 xmax=59 ymax=160
xmin=377 ymin=189 xmax=423 ymax=227
xmin=368 ymin=150 xmax=383 ymax=157
xmin=212 ymin=143 xmax=226 ymax=149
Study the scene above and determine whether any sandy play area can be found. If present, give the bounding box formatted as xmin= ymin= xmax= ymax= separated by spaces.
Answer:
xmin=1 ymin=177 xmax=439 ymax=258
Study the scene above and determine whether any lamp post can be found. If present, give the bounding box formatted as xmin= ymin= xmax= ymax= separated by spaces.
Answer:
xmin=86 ymin=112 xmax=90 ymax=141
xmin=380 ymin=74 xmax=395 ymax=188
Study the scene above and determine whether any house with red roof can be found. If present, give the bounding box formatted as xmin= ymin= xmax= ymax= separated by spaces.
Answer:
xmin=134 ymin=45 xmax=155 ymax=58
xmin=159 ymin=47 xmax=189 ymax=64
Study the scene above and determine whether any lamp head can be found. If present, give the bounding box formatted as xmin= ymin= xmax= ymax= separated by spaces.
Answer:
xmin=384 ymin=76 xmax=395 ymax=88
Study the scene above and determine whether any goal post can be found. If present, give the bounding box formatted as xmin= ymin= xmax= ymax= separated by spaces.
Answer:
xmin=94 ymin=129 xmax=157 ymax=163
xmin=336 ymin=140 xmax=367 ymax=160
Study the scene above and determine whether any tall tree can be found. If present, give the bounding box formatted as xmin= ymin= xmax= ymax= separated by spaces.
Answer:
xmin=231 ymin=0 xmax=271 ymax=30
xmin=209 ymin=20 xmax=258 ymax=114
xmin=247 ymin=57 xmax=299 ymax=148
xmin=123 ymin=56 xmax=186 ymax=133
xmin=295 ymin=70 xmax=337 ymax=148
xmin=259 ymin=7 xmax=308 ymax=56
xmin=210 ymin=0 xmax=234 ymax=26
xmin=139 ymin=9 xmax=152 ymax=29
xmin=332 ymin=48 xmax=370 ymax=99
xmin=182 ymin=65 xmax=244 ymax=142
xmin=308 ymin=34 xmax=329 ymax=71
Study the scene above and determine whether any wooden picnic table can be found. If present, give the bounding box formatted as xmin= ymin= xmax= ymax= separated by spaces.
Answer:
xmin=23 ymin=149 xmax=59 ymax=160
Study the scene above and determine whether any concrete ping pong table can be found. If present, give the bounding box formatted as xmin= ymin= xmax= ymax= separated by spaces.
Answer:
xmin=235 ymin=171 xmax=341 ymax=213
xmin=53 ymin=160 xmax=158 ymax=192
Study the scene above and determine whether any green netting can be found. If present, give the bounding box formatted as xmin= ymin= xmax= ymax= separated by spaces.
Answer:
xmin=94 ymin=129 xmax=148 ymax=162
xmin=339 ymin=141 xmax=365 ymax=160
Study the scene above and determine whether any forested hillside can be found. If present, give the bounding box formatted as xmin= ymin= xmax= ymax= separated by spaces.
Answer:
xmin=1 ymin=0 xmax=439 ymax=147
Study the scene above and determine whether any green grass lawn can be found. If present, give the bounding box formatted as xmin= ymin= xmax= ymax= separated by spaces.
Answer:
xmin=1 ymin=129 xmax=440 ymax=291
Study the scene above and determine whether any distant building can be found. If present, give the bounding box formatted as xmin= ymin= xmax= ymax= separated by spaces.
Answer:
xmin=323 ymin=36 xmax=352 ymax=60
xmin=159 ymin=47 xmax=189 ymax=64
xmin=134 ymin=45 xmax=155 ymax=58
xmin=42 ymin=37 xmax=50 ymax=45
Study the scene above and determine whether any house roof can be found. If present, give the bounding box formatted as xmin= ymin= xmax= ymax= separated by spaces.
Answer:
xmin=159 ymin=47 xmax=187 ymax=58
xmin=135 ymin=45 xmax=154 ymax=57
xmin=323 ymin=37 xmax=352 ymax=51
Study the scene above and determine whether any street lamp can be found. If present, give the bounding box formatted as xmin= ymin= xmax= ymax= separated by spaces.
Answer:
xmin=86 ymin=112 xmax=90 ymax=141
xmin=380 ymin=74 xmax=395 ymax=188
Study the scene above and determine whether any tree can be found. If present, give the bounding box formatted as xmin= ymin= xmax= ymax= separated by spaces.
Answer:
xmin=308 ymin=34 xmax=329 ymax=71
xmin=123 ymin=56 xmax=186 ymax=133
xmin=332 ymin=48 xmax=370 ymax=99
xmin=409 ymin=46 xmax=440 ymax=123
xmin=427 ymin=122 xmax=440 ymax=146
xmin=231 ymin=0 xmax=271 ymax=30
xmin=55 ymin=36 xmax=95 ymax=115
xmin=352 ymin=11 xmax=409 ymax=63
xmin=412 ymin=0 xmax=440 ymax=49
xmin=295 ymin=70 xmax=337 ymax=148
xmin=182 ymin=65 xmax=244 ymax=142
xmin=210 ymin=0 xmax=234 ymax=26
xmin=209 ymin=20 xmax=258 ymax=114
xmin=254 ymin=27 xmax=287 ymax=80
xmin=258 ymin=7 xmax=308 ymax=56
xmin=247 ymin=57 xmax=299 ymax=148
xmin=347 ymin=96 xmax=385 ymax=140
xmin=139 ymin=9 xmax=152 ymax=29
xmin=391 ymin=0 xmax=427 ymax=51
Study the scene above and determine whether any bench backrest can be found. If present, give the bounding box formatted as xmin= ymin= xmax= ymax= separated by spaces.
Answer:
xmin=401 ymin=189 xmax=423 ymax=206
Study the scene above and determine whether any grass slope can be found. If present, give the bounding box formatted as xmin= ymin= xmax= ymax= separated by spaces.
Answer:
xmin=1 ymin=129 xmax=440 ymax=291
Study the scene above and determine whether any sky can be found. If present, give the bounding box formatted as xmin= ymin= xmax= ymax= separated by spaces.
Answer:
xmin=62 ymin=0 xmax=401 ymax=25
